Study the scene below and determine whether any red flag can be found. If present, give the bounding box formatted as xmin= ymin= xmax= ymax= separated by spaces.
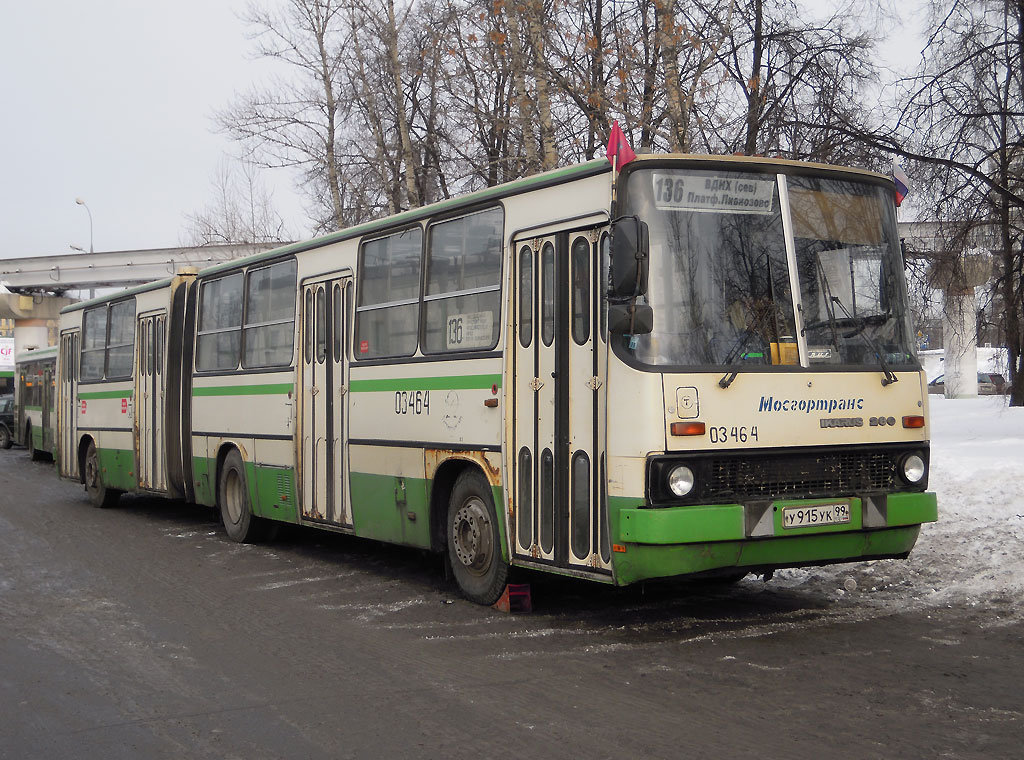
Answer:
xmin=606 ymin=120 xmax=636 ymax=169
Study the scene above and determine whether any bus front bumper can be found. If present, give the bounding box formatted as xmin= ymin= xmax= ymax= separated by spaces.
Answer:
xmin=611 ymin=491 xmax=937 ymax=586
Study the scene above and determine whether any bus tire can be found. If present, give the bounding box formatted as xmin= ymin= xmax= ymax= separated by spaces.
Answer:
xmin=219 ymin=449 xmax=268 ymax=543
xmin=84 ymin=440 xmax=120 ymax=508
xmin=0 ymin=426 xmax=11 ymax=450
xmin=447 ymin=469 xmax=508 ymax=605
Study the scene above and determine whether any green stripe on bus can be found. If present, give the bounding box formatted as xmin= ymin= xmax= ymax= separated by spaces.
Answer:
xmin=78 ymin=390 xmax=134 ymax=400
xmin=0 ymin=371 xmax=12 ymax=378
xmin=349 ymin=374 xmax=502 ymax=393
xmin=192 ymin=383 xmax=294 ymax=397
xmin=24 ymin=405 xmax=43 ymax=412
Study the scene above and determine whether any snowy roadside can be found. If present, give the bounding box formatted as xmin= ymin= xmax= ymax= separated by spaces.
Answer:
xmin=770 ymin=396 xmax=1024 ymax=620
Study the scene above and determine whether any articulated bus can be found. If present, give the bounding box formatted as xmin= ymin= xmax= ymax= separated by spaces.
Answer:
xmin=55 ymin=155 xmax=938 ymax=604
xmin=15 ymin=346 xmax=57 ymax=460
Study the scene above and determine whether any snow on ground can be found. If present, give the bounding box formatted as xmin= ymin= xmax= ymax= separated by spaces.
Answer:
xmin=771 ymin=395 xmax=1024 ymax=619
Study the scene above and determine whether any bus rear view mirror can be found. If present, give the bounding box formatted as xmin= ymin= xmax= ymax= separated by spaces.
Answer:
xmin=608 ymin=303 xmax=654 ymax=335
xmin=610 ymin=216 xmax=649 ymax=299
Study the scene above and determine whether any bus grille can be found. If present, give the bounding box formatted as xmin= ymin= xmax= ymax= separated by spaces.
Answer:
xmin=705 ymin=449 xmax=899 ymax=500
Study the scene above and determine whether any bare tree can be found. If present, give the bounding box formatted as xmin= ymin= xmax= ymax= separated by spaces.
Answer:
xmin=715 ymin=0 xmax=881 ymax=163
xmin=891 ymin=0 xmax=1024 ymax=405
xmin=184 ymin=157 xmax=290 ymax=246
xmin=218 ymin=0 xmax=350 ymax=230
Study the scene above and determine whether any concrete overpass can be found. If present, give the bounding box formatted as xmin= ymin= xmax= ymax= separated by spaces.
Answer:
xmin=0 ymin=242 xmax=283 ymax=356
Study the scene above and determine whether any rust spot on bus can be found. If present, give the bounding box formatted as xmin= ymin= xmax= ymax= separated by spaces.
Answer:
xmin=424 ymin=448 xmax=502 ymax=486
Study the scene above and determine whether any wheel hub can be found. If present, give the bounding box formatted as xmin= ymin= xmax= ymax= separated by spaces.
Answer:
xmin=452 ymin=498 xmax=492 ymax=573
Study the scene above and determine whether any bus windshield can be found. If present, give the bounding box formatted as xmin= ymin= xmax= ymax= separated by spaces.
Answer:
xmin=620 ymin=166 xmax=916 ymax=370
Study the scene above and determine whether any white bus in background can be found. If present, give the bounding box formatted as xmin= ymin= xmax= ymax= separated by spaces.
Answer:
xmin=14 ymin=345 xmax=57 ymax=460
xmin=56 ymin=155 xmax=938 ymax=604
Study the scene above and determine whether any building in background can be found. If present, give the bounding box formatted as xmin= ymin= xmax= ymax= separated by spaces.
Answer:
xmin=1 ymin=318 xmax=14 ymax=393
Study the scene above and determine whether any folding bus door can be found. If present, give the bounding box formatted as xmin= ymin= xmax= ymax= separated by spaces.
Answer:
xmin=59 ymin=331 xmax=79 ymax=479
xmin=512 ymin=228 xmax=611 ymax=573
xmin=135 ymin=312 xmax=167 ymax=491
xmin=300 ymin=275 xmax=351 ymax=527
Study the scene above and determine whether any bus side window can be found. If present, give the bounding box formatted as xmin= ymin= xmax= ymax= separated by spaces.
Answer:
xmin=106 ymin=299 xmax=136 ymax=379
xmin=423 ymin=207 xmax=503 ymax=353
xmin=80 ymin=306 xmax=107 ymax=381
xmin=243 ymin=259 xmax=296 ymax=369
xmin=196 ymin=274 xmax=243 ymax=371
xmin=355 ymin=228 xmax=422 ymax=359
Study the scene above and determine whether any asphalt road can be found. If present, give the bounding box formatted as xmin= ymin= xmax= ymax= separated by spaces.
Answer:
xmin=1 ymin=448 xmax=1020 ymax=759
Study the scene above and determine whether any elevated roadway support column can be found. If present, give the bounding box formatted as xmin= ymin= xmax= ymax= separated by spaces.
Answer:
xmin=0 ymin=294 xmax=77 ymax=355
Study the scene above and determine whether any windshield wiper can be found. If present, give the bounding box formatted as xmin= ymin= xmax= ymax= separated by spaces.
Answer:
xmin=808 ymin=297 xmax=898 ymax=386
xmin=718 ymin=328 xmax=766 ymax=388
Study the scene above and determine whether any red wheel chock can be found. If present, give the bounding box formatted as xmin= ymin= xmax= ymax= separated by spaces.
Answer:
xmin=493 ymin=583 xmax=532 ymax=613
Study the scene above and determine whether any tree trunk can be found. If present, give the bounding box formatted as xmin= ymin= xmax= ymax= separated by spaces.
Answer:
xmin=525 ymin=0 xmax=557 ymax=170
xmin=654 ymin=0 xmax=689 ymax=151
xmin=312 ymin=5 xmax=344 ymax=227
xmin=744 ymin=0 xmax=764 ymax=155
xmin=386 ymin=0 xmax=420 ymax=208
xmin=507 ymin=1 xmax=538 ymax=172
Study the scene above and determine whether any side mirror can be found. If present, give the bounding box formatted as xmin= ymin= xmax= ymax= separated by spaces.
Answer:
xmin=610 ymin=216 xmax=650 ymax=299
xmin=608 ymin=303 xmax=654 ymax=335
xmin=899 ymin=238 xmax=908 ymax=269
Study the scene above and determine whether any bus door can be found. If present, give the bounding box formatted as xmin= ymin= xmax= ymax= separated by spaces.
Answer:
xmin=300 ymin=275 xmax=351 ymax=526
xmin=59 ymin=331 xmax=80 ymax=478
xmin=42 ymin=362 xmax=53 ymax=454
xmin=135 ymin=311 xmax=166 ymax=491
xmin=512 ymin=228 xmax=611 ymax=573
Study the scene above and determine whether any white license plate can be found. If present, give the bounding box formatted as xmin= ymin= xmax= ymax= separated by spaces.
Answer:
xmin=782 ymin=502 xmax=851 ymax=529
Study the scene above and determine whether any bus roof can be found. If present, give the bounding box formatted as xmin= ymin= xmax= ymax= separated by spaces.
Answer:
xmin=61 ymin=277 xmax=175 ymax=314
xmin=15 ymin=345 xmax=58 ymax=363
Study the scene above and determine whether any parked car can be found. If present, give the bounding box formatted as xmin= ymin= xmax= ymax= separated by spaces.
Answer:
xmin=0 ymin=394 xmax=13 ymax=449
xmin=927 ymin=372 xmax=1006 ymax=395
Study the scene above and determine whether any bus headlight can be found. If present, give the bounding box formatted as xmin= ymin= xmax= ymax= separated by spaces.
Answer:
xmin=668 ymin=465 xmax=696 ymax=497
xmin=901 ymin=453 xmax=926 ymax=484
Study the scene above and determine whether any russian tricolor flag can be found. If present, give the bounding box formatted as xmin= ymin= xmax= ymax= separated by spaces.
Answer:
xmin=892 ymin=160 xmax=910 ymax=207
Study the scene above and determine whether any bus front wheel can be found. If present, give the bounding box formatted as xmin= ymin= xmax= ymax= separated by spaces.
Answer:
xmin=447 ymin=469 xmax=508 ymax=605
xmin=84 ymin=441 xmax=120 ymax=508
xmin=218 ymin=449 xmax=268 ymax=543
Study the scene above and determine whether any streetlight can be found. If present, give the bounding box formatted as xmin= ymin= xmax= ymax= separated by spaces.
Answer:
xmin=75 ymin=197 xmax=93 ymax=253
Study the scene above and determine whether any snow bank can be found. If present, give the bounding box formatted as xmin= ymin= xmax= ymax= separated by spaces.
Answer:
xmin=771 ymin=395 xmax=1024 ymax=618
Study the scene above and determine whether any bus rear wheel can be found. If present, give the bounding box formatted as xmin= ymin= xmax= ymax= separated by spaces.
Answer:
xmin=84 ymin=440 xmax=120 ymax=508
xmin=218 ymin=449 xmax=269 ymax=543
xmin=447 ymin=469 xmax=508 ymax=605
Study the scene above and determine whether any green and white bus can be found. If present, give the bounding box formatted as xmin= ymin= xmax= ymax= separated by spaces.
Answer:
xmin=15 ymin=345 xmax=57 ymax=460
xmin=56 ymin=155 xmax=938 ymax=604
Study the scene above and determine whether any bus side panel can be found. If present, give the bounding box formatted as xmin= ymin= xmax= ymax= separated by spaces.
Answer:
xmin=96 ymin=442 xmax=137 ymax=492
xmin=190 ymin=438 xmax=217 ymax=507
xmin=78 ymin=387 xmax=136 ymax=492
xmin=250 ymin=438 xmax=299 ymax=523
xmin=349 ymin=444 xmax=431 ymax=548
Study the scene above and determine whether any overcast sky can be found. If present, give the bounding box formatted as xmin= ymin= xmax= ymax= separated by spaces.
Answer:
xmin=0 ymin=0 xmax=926 ymax=262
xmin=1 ymin=0 xmax=309 ymax=260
